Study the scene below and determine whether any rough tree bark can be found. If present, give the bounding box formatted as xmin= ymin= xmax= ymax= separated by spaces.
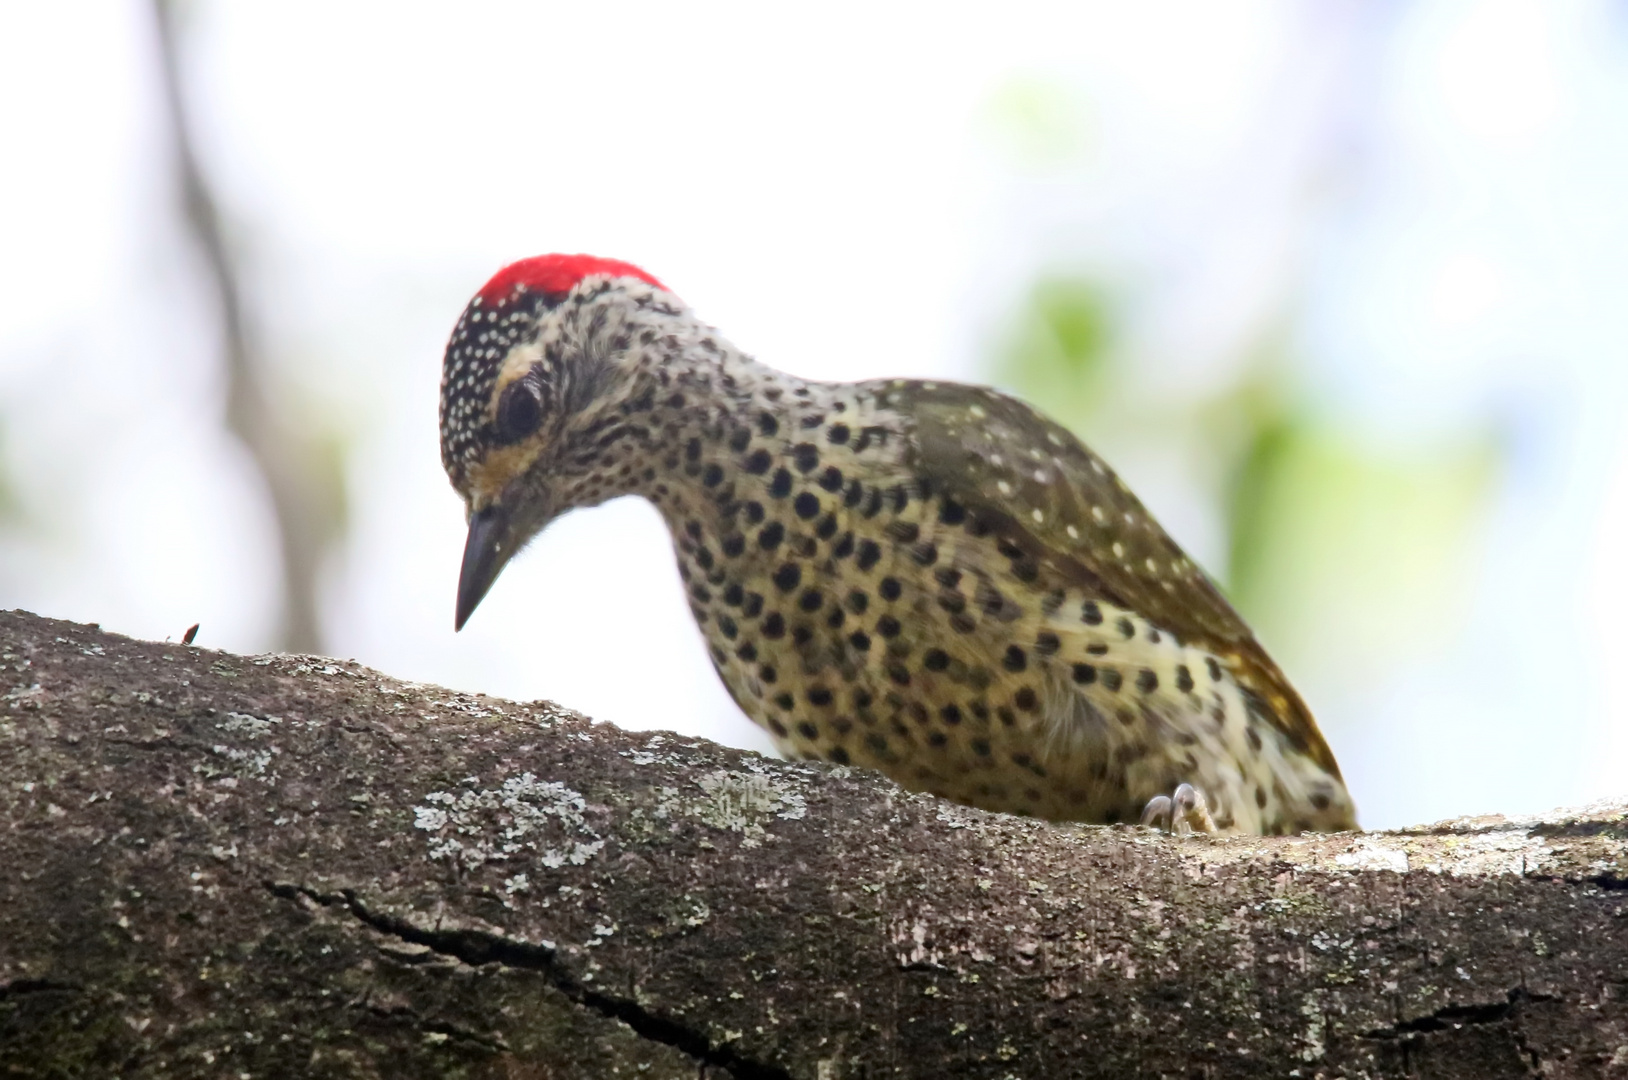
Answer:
xmin=1 ymin=609 xmax=1624 ymax=1079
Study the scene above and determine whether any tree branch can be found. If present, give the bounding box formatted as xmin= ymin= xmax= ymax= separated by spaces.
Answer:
xmin=1 ymin=608 xmax=1624 ymax=1078
xmin=149 ymin=0 xmax=343 ymax=653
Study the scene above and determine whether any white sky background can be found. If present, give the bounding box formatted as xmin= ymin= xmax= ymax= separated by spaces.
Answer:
xmin=1 ymin=0 xmax=1626 ymax=828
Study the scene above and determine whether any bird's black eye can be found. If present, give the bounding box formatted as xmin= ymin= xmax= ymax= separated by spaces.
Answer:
xmin=495 ymin=379 xmax=543 ymax=443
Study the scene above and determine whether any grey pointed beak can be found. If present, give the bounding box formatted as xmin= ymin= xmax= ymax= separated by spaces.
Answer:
xmin=455 ymin=504 xmax=511 ymax=631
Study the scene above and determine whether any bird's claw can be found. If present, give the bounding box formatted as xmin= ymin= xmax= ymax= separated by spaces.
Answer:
xmin=1139 ymin=783 xmax=1217 ymax=835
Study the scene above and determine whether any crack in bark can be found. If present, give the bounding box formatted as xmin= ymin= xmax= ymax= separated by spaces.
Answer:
xmin=266 ymin=881 xmax=792 ymax=1080
xmin=0 ymin=979 xmax=81 ymax=1001
xmin=1361 ymin=987 xmax=1553 ymax=1039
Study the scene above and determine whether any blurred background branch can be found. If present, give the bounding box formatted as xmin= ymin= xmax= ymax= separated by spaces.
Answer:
xmin=149 ymin=0 xmax=344 ymax=653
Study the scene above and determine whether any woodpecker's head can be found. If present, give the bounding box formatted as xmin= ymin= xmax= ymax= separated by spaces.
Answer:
xmin=439 ymin=253 xmax=677 ymax=630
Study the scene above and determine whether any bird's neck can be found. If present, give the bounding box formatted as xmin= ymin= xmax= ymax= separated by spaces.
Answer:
xmin=550 ymin=296 xmax=915 ymax=574
xmin=620 ymin=327 xmax=813 ymax=509
xmin=591 ymin=320 xmax=894 ymax=555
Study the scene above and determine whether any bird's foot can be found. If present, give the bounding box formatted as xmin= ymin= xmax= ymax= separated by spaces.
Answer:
xmin=1139 ymin=783 xmax=1217 ymax=835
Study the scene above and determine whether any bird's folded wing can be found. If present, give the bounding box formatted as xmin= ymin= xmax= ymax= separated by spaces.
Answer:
xmin=899 ymin=381 xmax=1341 ymax=779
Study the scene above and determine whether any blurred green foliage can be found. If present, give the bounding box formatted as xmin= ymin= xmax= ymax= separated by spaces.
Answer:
xmin=998 ymin=279 xmax=1113 ymax=417
xmin=990 ymin=275 xmax=1501 ymax=689
xmin=1222 ymin=391 xmax=1501 ymax=687
xmin=984 ymin=78 xmax=1093 ymax=170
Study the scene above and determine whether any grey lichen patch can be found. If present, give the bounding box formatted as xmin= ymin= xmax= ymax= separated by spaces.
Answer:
xmin=413 ymin=772 xmax=605 ymax=870
xmin=199 ymin=741 xmax=276 ymax=780
xmin=934 ymin=801 xmax=995 ymax=831
xmin=0 ymin=677 xmax=42 ymax=740
xmin=620 ymin=732 xmax=688 ymax=767
xmin=248 ymin=653 xmax=345 ymax=678
xmin=616 ymin=731 xmax=742 ymax=772
xmin=1327 ymin=822 xmax=1566 ymax=879
xmin=1151 ymin=800 xmax=1628 ymax=882
xmin=614 ymin=739 xmax=815 ymax=839
xmin=635 ymin=766 xmax=809 ymax=845
xmin=217 ymin=711 xmax=281 ymax=738
xmin=1421 ymin=828 xmax=1558 ymax=877
xmin=1331 ymin=837 xmax=1410 ymax=873
xmin=610 ymin=737 xmax=826 ymax=847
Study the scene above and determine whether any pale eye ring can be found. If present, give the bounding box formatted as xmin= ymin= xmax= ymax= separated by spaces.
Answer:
xmin=494 ymin=379 xmax=543 ymax=443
